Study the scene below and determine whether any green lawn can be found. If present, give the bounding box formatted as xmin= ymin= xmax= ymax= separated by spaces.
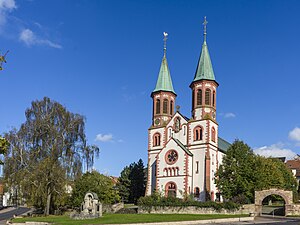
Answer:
xmin=12 ymin=214 xmax=249 ymax=225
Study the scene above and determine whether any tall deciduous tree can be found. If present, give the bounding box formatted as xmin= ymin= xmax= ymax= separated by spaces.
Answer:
xmin=215 ymin=140 xmax=297 ymax=203
xmin=3 ymin=97 xmax=99 ymax=215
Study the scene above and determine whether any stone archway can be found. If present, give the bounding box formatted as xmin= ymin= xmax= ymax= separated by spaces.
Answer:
xmin=255 ymin=189 xmax=293 ymax=216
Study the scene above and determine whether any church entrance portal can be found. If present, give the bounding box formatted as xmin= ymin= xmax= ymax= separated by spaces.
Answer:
xmin=165 ymin=182 xmax=177 ymax=198
xmin=255 ymin=189 xmax=293 ymax=216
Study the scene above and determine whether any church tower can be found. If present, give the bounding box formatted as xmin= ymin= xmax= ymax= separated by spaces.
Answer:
xmin=190 ymin=17 xmax=218 ymax=121
xmin=151 ymin=32 xmax=176 ymax=127
xmin=146 ymin=32 xmax=177 ymax=196
xmin=189 ymin=17 xmax=219 ymax=200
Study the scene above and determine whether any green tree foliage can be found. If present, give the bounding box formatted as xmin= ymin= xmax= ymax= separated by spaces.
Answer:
xmin=255 ymin=156 xmax=297 ymax=193
xmin=0 ymin=136 xmax=9 ymax=164
xmin=3 ymin=97 xmax=99 ymax=215
xmin=117 ymin=159 xmax=146 ymax=204
xmin=215 ymin=140 xmax=297 ymax=203
xmin=70 ymin=170 xmax=120 ymax=206
xmin=129 ymin=159 xmax=146 ymax=203
xmin=116 ymin=166 xmax=131 ymax=203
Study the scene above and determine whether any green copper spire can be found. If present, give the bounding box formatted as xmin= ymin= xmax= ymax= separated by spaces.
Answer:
xmin=193 ymin=17 xmax=216 ymax=82
xmin=153 ymin=32 xmax=176 ymax=94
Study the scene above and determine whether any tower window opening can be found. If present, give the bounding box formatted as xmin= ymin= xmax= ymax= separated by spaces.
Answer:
xmin=170 ymin=100 xmax=174 ymax=115
xmin=156 ymin=99 xmax=160 ymax=114
xmin=163 ymin=99 xmax=168 ymax=114
xmin=194 ymin=126 xmax=203 ymax=141
xmin=197 ymin=89 xmax=202 ymax=106
xmin=213 ymin=91 xmax=216 ymax=107
xmin=196 ymin=161 xmax=199 ymax=174
xmin=153 ymin=133 xmax=161 ymax=146
xmin=211 ymin=127 xmax=216 ymax=142
xmin=205 ymin=89 xmax=211 ymax=105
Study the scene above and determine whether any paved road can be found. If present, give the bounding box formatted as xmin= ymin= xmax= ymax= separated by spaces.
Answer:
xmin=214 ymin=216 xmax=300 ymax=225
xmin=0 ymin=207 xmax=31 ymax=225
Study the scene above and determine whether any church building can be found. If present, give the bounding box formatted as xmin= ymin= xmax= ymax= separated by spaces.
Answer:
xmin=146 ymin=18 xmax=230 ymax=201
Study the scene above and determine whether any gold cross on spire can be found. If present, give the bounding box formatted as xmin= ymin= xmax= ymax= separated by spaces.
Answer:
xmin=203 ymin=16 xmax=208 ymax=42
xmin=163 ymin=32 xmax=168 ymax=57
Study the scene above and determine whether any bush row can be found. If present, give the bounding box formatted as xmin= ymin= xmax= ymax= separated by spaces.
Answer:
xmin=137 ymin=195 xmax=240 ymax=211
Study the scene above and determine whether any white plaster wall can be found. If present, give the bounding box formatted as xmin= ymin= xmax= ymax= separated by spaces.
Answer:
xmin=189 ymin=146 xmax=206 ymax=200
xmin=146 ymin=152 xmax=159 ymax=195
xmin=210 ymin=147 xmax=218 ymax=200
xmin=194 ymin=108 xmax=203 ymax=120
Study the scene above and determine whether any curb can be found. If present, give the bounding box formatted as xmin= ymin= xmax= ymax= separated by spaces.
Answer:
xmin=107 ymin=217 xmax=254 ymax=225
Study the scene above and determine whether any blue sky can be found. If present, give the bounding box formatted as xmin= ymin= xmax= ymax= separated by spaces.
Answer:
xmin=1 ymin=0 xmax=300 ymax=176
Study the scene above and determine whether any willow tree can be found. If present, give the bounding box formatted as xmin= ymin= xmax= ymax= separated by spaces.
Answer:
xmin=3 ymin=97 xmax=99 ymax=215
xmin=0 ymin=136 xmax=9 ymax=164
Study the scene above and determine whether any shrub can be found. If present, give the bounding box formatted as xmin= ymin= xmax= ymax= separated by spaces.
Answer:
xmin=137 ymin=195 xmax=240 ymax=211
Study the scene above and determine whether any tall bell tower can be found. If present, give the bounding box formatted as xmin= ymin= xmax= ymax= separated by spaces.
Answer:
xmin=151 ymin=32 xmax=176 ymax=127
xmin=190 ymin=17 xmax=218 ymax=121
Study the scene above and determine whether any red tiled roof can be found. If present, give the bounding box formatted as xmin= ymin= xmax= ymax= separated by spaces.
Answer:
xmin=286 ymin=160 xmax=300 ymax=169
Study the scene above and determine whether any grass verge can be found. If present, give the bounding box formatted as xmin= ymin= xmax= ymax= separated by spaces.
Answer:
xmin=12 ymin=214 xmax=249 ymax=225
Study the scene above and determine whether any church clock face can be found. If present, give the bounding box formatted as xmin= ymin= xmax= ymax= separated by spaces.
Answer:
xmin=165 ymin=150 xmax=178 ymax=165
xmin=155 ymin=118 xmax=160 ymax=125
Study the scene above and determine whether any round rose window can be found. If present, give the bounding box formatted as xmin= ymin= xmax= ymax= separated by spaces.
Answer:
xmin=165 ymin=150 xmax=178 ymax=164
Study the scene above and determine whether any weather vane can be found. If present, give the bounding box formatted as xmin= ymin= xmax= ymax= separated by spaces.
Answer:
xmin=163 ymin=32 xmax=168 ymax=56
xmin=0 ymin=50 xmax=9 ymax=71
xmin=203 ymin=16 xmax=208 ymax=42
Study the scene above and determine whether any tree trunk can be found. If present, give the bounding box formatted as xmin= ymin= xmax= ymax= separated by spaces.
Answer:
xmin=45 ymin=185 xmax=51 ymax=216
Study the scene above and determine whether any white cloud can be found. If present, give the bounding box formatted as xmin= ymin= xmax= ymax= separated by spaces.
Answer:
xmin=0 ymin=0 xmax=16 ymax=27
xmin=95 ymin=133 xmax=113 ymax=142
xmin=289 ymin=127 xmax=300 ymax=142
xmin=19 ymin=28 xmax=62 ymax=49
xmin=254 ymin=143 xmax=296 ymax=160
xmin=219 ymin=112 xmax=236 ymax=119
xmin=224 ymin=112 xmax=236 ymax=118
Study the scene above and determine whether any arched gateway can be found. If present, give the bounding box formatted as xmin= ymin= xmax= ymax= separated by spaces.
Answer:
xmin=255 ymin=189 xmax=293 ymax=216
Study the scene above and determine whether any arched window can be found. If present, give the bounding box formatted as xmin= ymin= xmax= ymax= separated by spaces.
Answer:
xmin=165 ymin=182 xmax=177 ymax=198
xmin=212 ymin=91 xmax=216 ymax=107
xmin=163 ymin=99 xmax=168 ymax=114
xmin=194 ymin=126 xmax=203 ymax=141
xmin=156 ymin=99 xmax=160 ymax=114
xmin=194 ymin=187 xmax=200 ymax=198
xmin=197 ymin=89 xmax=202 ymax=106
xmin=153 ymin=133 xmax=161 ymax=146
xmin=211 ymin=127 xmax=216 ymax=142
xmin=205 ymin=89 xmax=211 ymax=105
xmin=170 ymin=100 xmax=174 ymax=115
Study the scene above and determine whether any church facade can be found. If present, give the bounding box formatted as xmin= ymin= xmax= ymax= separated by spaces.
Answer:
xmin=146 ymin=21 xmax=230 ymax=201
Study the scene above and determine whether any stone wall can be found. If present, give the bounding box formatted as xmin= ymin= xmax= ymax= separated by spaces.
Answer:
xmin=102 ymin=202 xmax=124 ymax=213
xmin=138 ymin=204 xmax=255 ymax=215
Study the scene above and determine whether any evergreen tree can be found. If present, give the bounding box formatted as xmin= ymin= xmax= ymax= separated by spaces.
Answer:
xmin=118 ymin=159 xmax=146 ymax=204
xmin=116 ymin=166 xmax=131 ymax=203
xmin=129 ymin=159 xmax=146 ymax=204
